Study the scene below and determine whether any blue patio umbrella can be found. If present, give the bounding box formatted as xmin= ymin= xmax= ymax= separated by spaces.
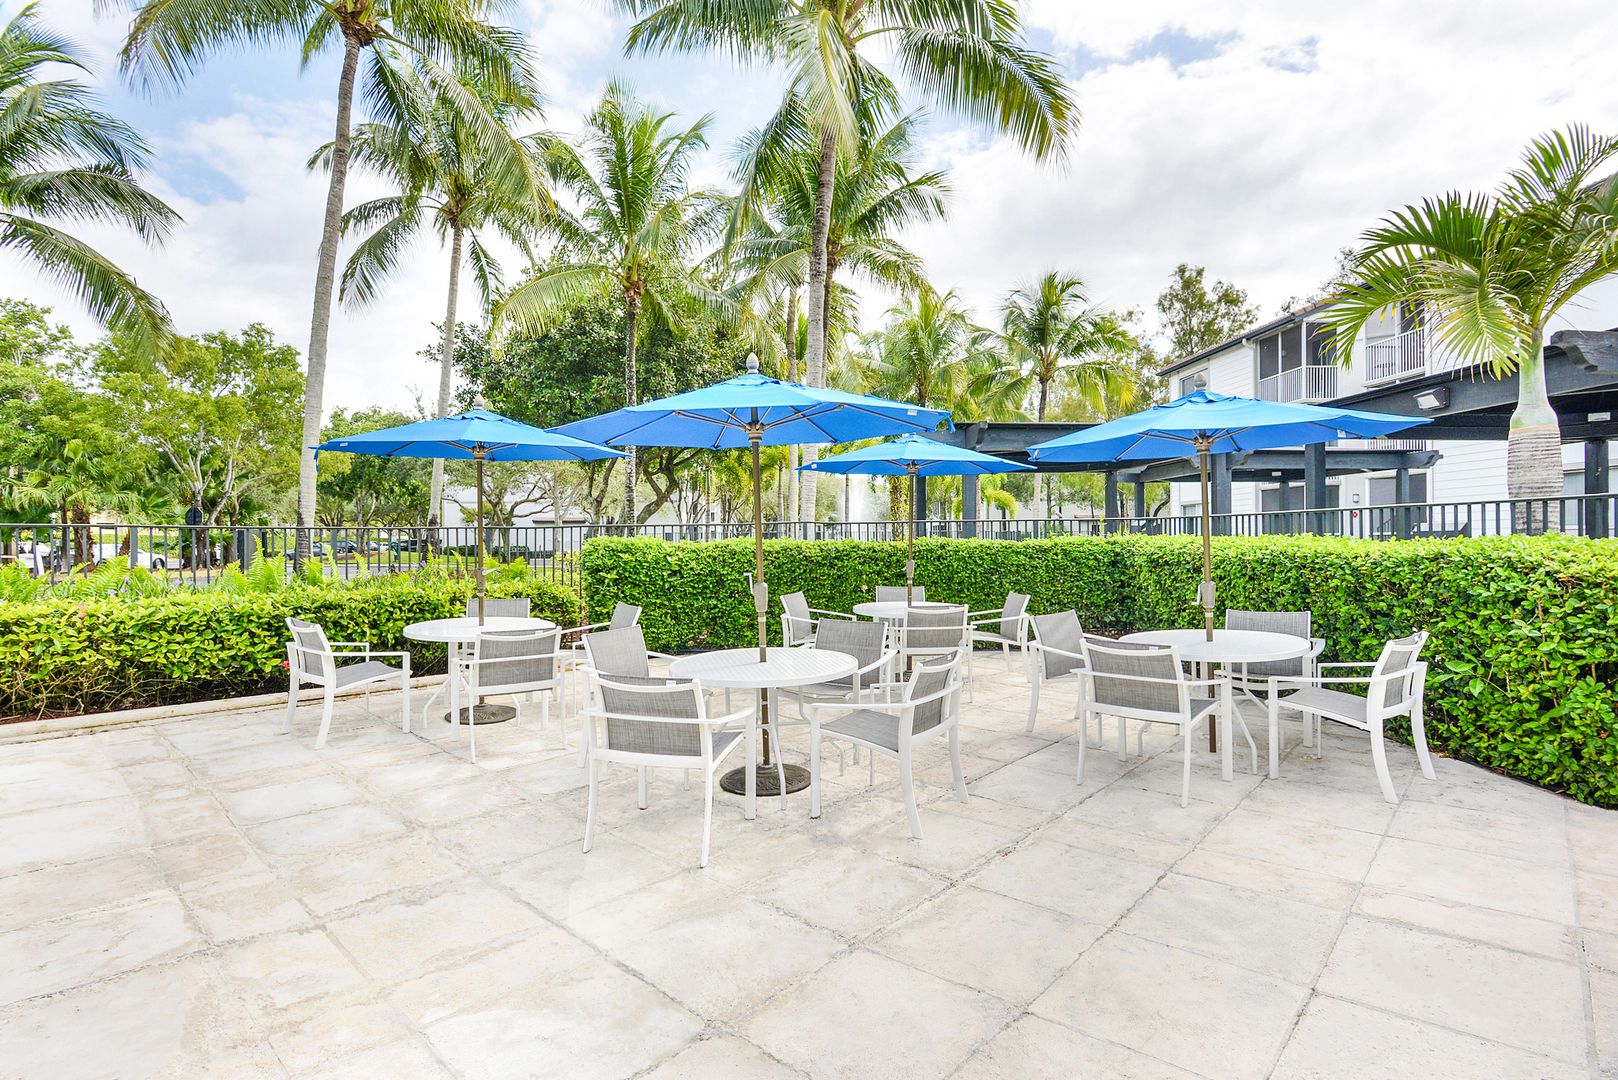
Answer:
xmin=314 ymin=408 xmax=624 ymax=624
xmin=556 ymin=355 xmax=952 ymax=796
xmin=1026 ymin=390 xmax=1430 ymax=637
xmin=804 ymin=434 xmax=1031 ymax=602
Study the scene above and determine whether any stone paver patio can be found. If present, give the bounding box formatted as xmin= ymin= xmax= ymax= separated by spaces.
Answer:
xmin=2 ymin=663 xmax=1615 ymax=1079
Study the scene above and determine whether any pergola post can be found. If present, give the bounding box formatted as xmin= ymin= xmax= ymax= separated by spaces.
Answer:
xmin=1394 ymin=467 xmax=1413 ymax=540
xmin=1132 ymin=480 xmax=1147 ymax=525
xmin=1210 ymin=454 xmax=1233 ymax=535
xmin=1104 ymin=470 xmax=1120 ymax=534
xmin=960 ymin=473 xmax=978 ymax=538
xmin=914 ymin=476 xmax=929 ymax=537
xmin=1585 ymin=437 xmax=1611 ymax=537
xmin=1304 ymin=443 xmax=1328 ymax=534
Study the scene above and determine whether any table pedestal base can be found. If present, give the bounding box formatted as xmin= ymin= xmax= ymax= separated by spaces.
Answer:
xmin=442 ymin=704 xmax=515 ymax=726
xmin=721 ymin=764 xmax=810 ymax=796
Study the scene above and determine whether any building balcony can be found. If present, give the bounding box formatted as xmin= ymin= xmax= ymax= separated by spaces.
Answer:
xmin=1256 ymin=364 xmax=1338 ymax=403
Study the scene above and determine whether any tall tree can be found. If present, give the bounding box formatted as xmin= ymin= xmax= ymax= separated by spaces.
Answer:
xmin=1155 ymin=263 xmax=1258 ymax=360
xmin=616 ymin=0 xmax=1076 ymax=507
xmin=1320 ymin=125 xmax=1618 ymax=519
xmin=116 ymin=0 xmax=536 ymax=546
xmin=730 ymin=108 xmax=947 ymax=519
xmin=0 ymin=7 xmax=176 ymax=357
xmin=315 ymin=58 xmax=545 ymax=528
xmin=975 ymin=271 xmax=1135 ymax=516
xmin=492 ymin=81 xmax=729 ymax=523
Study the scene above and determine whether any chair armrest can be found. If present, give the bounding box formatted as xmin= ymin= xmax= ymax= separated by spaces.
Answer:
xmin=561 ymin=621 xmax=609 ymax=636
xmin=648 ymin=650 xmax=679 ymax=661
xmin=1268 ymin=669 xmax=1417 ymax=691
xmin=1082 ymin=671 xmax=1225 ymax=689
xmin=807 ymin=607 xmax=854 ymax=619
xmin=326 ymin=640 xmax=371 ymax=648
xmin=805 ymin=680 xmax=960 ymax=719
xmin=1029 ymin=642 xmax=1086 ymax=664
xmin=1316 ymin=661 xmax=1376 ymax=669
xmin=1308 ymin=637 xmax=1326 ymax=658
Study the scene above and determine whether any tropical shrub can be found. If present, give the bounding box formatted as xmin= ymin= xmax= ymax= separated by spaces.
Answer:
xmin=0 ymin=567 xmax=580 ymax=719
xmin=581 ymin=534 xmax=1618 ymax=807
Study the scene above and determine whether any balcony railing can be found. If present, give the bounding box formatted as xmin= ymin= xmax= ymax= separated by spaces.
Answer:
xmin=1365 ymin=327 xmax=1428 ymax=383
xmin=1256 ymin=365 xmax=1338 ymax=403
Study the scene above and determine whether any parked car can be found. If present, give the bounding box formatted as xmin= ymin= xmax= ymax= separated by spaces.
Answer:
xmin=91 ymin=544 xmax=168 ymax=571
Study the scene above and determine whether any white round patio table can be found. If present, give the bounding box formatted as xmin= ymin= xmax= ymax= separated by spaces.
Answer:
xmin=852 ymin=600 xmax=957 ymax=622
xmin=1121 ymin=628 xmax=1310 ymax=771
xmin=667 ymin=647 xmax=857 ymax=819
xmin=405 ymin=616 xmax=557 ymax=725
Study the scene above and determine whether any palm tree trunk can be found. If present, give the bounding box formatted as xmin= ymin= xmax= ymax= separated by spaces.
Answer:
xmin=1508 ymin=328 xmax=1562 ymax=533
xmin=622 ymin=300 xmax=639 ymax=525
xmin=1035 ymin=376 xmax=1050 ymax=521
xmin=799 ymin=125 xmax=837 ymax=523
xmin=295 ymin=33 xmax=363 ymax=556
xmin=785 ymin=289 xmax=799 ymax=529
xmin=428 ymin=222 xmax=464 ymax=530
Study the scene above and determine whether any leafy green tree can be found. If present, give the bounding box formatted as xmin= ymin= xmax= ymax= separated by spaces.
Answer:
xmin=1154 ymin=263 xmax=1258 ymax=360
xmin=1320 ymin=125 xmax=1618 ymax=515
xmin=0 ymin=7 xmax=177 ymax=357
xmin=493 ymin=81 xmax=729 ymax=523
xmin=318 ymin=406 xmax=432 ymax=525
xmin=465 ymin=296 xmax=750 ymax=522
xmin=317 ymin=58 xmax=544 ymax=527
xmin=615 ymin=0 xmax=1076 ymax=465
xmin=88 ymin=323 xmax=305 ymax=528
xmin=115 ymin=0 xmax=538 ymax=540
xmin=972 ymin=271 xmax=1136 ymax=516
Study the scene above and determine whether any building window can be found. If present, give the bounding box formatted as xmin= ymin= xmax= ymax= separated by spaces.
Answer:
xmin=1177 ymin=369 xmax=1207 ymax=397
xmin=1366 ymin=473 xmax=1429 ymax=506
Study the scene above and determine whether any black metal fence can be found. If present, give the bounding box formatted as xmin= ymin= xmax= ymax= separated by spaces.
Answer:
xmin=3 ymin=493 xmax=1612 ymax=591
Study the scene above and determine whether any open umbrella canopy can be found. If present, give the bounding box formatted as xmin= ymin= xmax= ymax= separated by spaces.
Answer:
xmin=803 ymin=433 xmax=1032 ymax=477
xmin=552 ymin=371 xmax=952 ymax=449
xmin=314 ymin=409 xmax=626 ymax=462
xmin=1025 ymin=390 xmax=1430 ymax=463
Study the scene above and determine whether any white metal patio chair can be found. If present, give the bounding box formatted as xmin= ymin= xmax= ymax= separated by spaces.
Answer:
xmin=876 ymin=585 xmax=924 ymax=603
xmin=284 ymin=618 xmax=410 ymax=748
xmin=579 ymin=670 xmax=751 ymax=867
xmin=779 ymin=590 xmax=855 ymax=647
xmin=1078 ymin=636 xmax=1236 ymax=807
xmin=1267 ymin=630 xmax=1435 ymax=802
xmin=450 ymin=627 xmax=562 ymax=762
xmin=807 ymin=650 xmax=968 ymax=839
xmin=1224 ymin=608 xmax=1326 ymax=748
xmin=782 ymin=618 xmax=894 ymax=719
xmin=896 ymin=603 xmax=974 ymax=700
xmin=1024 ymin=610 xmax=1102 ymax=745
xmin=559 ymin=602 xmax=642 ymax=723
xmin=576 ymin=625 xmax=715 ymax=776
xmin=969 ymin=591 xmax=1031 ymax=675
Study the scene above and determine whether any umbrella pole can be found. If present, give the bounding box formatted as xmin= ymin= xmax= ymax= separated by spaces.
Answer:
xmin=475 ymin=452 xmax=487 ymax=625
xmin=750 ymin=429 xmax=771 ymax=764
xmin=1196 ymin=439 xmax=1217 ymax=754
xmin=906 ymin=465 xmax=917 ymax=604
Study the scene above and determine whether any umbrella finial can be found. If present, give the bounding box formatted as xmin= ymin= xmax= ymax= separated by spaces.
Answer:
xmin=472 ymin=394 xmax=490 ymax=411
xmin=745 ymin=352 xmax=759 ymax=374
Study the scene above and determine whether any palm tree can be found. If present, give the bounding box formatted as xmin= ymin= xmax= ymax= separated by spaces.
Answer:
xmin=975 ymin=271 xmax=1135 ymax=516
xmin=0 ymin=7 xmax=177 ymax=357
xmin=729 ymin=109 xmax=948 ymax=519
xmin=1321 ymin=125 xmax=1618 ymax=522
xmin=314 ymin=59 xmax=545 ymax=527
xmin=615 ymin=0 xmax=1076 ymax=478
xmin=115 ymin=0 xmax=537 ymax=544
xmin=493 ymin=81 xmax=729 ymax=523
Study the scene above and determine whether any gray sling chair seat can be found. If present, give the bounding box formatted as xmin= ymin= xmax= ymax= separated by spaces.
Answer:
xmin=464 ymin=597 xmax=531 ymax=618
xmin=558 ymin=603 xmax=643 ymax=734
xmin=1077 ymin=636 xmax=1240 ymax=807
xmin=578 ymin=668 xmax=752 ymax=868
xmin=1223 ymin=608 xmax=1327 ymax=753
xmin=875 ymin=585 xmax=924 ymax=603
xmin=807 ymin=650 xmax=968 ymax=839
xmin=284 ymin=618 xmax=411 ymax=748
xmin=1024 ymin=610 xmax=1103 ymax=747
xmin=968 ymin=592 xmax=1031 ymax=676
xmin=1266 ymin=631 xmax=1435 ymax=802
xmin=450 ymin=628 xmax=563 ymax=762
xmin=779 ymin=590 xmax=856 ymax=648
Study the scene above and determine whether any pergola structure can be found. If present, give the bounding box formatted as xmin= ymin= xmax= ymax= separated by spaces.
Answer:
xmin=929 ymin=329 xmax=1618 ymax=536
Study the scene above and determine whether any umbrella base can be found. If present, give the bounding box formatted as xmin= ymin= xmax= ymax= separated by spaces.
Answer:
xmin=720 ymin=764 xmax=811 ymax=797
xmin=442 ymin=704 xmax=516 ymax=726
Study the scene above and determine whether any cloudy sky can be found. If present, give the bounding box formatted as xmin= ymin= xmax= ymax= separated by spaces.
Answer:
xmin=7 ymin=0 xmax=1618 ymax=416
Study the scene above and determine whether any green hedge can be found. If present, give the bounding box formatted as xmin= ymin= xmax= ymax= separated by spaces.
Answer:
xmin=0 ymin=574 xmax=581 ymax=720
xmin=581 ymin=534 xmax=1618 ymax=807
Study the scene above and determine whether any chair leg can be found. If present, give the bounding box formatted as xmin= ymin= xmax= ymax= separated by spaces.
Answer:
xmin=400 ymin=662 xmax=411 ymax=734
xmin=809 ymin=725 xmax=823 ymax=819
xmin=1410 ymin=704 xmax=1437 ymax=781
xmin=1180 ymin=725 xmax=1193 ymax=808
xmin=540 ymin=692 xmax=551 ymax=736
xmin=637 ymin=766 xmax=649 ymax=810
xmin=1025 ymin=675 xmax=1040 ymax=733
xmin=700 ymin=768 xmax=714 ymax=868
xmin=1235 ymin=714 xmax=1258 ymax=775
xmin=283 ymin=678 xmax=298 ymax=735
xmin=315 ymin=686 xmax=336 ymax=748
xmin=1076 ymin=709 xmax=1089 ymax=785
xmin=1369 ymin=721 xmax=1399 ymax=804
xmin=899 ymin=751 xmax=923 ymax=839
xmin=1003 ymin=642 xmax=1013 ymax=674
xmin=1117 ymin=716 xmax=1128 ymax=763
xmin=868 ymin=751 xmax=876 ymax=787
xmin=582 ymin=755 xmax=598 ymax=853
xmin=1268 ymin=699 xmax=1281 ymax=779
xmin=949 ymin=725 xmax=968 ymax=803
